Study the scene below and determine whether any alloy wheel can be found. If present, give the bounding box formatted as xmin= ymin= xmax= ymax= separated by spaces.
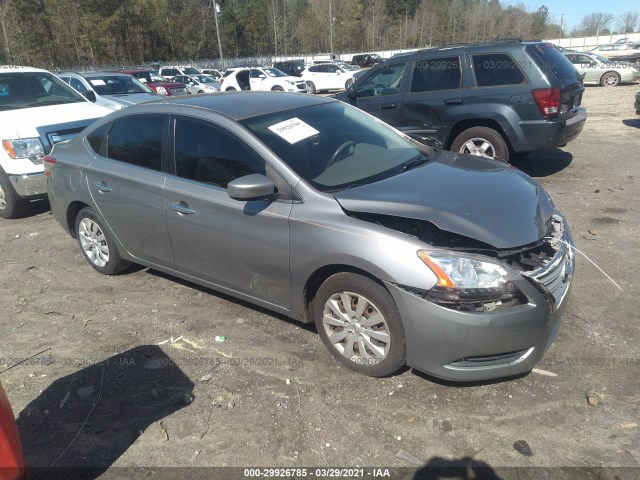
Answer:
xmin=460 ymin=137 xmax=497 ymax=159
xmin=322 ymin=291 xmax=391 ymax=364
xmin=78 ymin=218 xmax=110 ymax=267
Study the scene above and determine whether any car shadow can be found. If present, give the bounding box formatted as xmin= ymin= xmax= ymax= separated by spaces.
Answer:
xmin=17 ymin=198 xmax=50 ymax=219
xmin=622 ymin=118 xmax=640 ymax=128
xmin=510 ymin=148 xmax=573 ymax=178
xmin=413 ymin=456 xmax=504 ymax=479
xmin=17 ymin=345 xmax=194 ymax=480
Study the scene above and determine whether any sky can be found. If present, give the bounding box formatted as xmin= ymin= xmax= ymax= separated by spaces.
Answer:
xmin=501 ymin=0 xmax=639 ymax=32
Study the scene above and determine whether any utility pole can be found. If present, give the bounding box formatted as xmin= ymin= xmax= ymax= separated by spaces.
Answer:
xmin=212 ymin=1 xmax=224 ymax=66
xmin=560 ymin=14 xmax=564 ymax=39
xmin=329 ymin=1 xmax=334 ymax=53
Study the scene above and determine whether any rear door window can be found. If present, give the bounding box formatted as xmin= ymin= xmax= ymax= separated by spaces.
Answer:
xmin=106 ymin=115 xmax=164 ymax=171
xmin=472 ymin=54 xmax=526 ymax=86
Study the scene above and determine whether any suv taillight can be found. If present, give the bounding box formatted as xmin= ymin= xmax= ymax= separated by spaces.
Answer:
xmin=532 ymin=88 xmax=561 ymax=117
xmin=43 ymin=155 xmax=56 ymax=177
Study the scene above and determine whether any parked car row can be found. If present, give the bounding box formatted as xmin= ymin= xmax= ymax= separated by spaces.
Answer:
xmin=563 ymin=51 xmax=640 ymax=87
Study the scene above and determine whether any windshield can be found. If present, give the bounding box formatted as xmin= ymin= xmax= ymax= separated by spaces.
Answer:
xmin=241 ymin=102 xmax=429 ymax=192
xmin=87 ymin=75 xmax=153 ymax=95
xmin=264 ymin=68 xmax=287 ymax=77
xmin=0 ymin=71 xmax=86 ymax=110
xmin=193 ymin=75 xmax=216 ymax=83
xmin=183 ymin=67 xmax=201 ymax=75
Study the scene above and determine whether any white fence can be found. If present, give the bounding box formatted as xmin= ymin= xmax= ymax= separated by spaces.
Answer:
xmin=544 ymin=32 xmax=640 ymax=51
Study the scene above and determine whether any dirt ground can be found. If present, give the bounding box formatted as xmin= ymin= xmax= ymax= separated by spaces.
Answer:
xmin=1 ymin=85 xmax=639 ymax=480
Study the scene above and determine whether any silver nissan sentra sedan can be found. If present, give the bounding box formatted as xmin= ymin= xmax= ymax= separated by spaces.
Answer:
xmin=46 ymin=92 xmax=575 ymax=381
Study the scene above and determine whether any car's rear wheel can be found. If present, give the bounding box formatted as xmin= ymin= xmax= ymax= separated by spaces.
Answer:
xmin=271 ymin=86 xmax=284 ymax=91
xmin=306 ymin=81 xmax=316 ymax=94
xmin=345 ymin=79 xmax=353 ymax=89
xmin=450 ymin=127 xmax=509 ymax=162
xmin=75 ymin=207 xmax=130 ymax=275
xmin=600 ymin=71 xmax=621 ymax=87
xmin=225 ymin=87 xmax=237 ymax=91
xmin=0 ymin=167 xmax=28 ymax=219
xmin=312 ymin=273 xmax=405 ymax=377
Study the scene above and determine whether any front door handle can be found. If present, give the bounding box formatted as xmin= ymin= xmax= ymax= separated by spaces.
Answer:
xmin=93 ymin=181 xmax=112 ymax=193
xmin=380 ymin=103 xmax=396 ymax=110
xmin=444 ymin=98 xmax=464 ymax=105
xmin=170 ymin=201 xmax=197 ymax=215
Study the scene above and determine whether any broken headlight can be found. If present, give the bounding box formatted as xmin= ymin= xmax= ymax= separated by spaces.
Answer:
xmin=418 ymin=250 xmax=521 ymax=309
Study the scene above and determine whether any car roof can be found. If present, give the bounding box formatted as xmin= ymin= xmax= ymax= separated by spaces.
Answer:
xmin=390 ymin=40 xmax=551 ymax=59
xmin=0 ymin=65 xmax=51 ymax=74
xmin=143 ymin=91 xmax=331 ymax=120
xmin=81 ymin=71 xmax=132 ymax=79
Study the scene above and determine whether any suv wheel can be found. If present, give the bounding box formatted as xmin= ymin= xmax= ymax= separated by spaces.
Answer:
xmin=312 ymin=273 xmax=405 ymax=377
xmin=271 ymin=86 xmax=284 ymax=92
xmin=306 ymin=81 xmax=316 ymax=94
xmin=600 ymin=71 xmax=621 ymax=87
xmin=75 ymin=207 xmax=130 ymax=275
xmin=0 ymin=168 xmax=28 ymax=219
xmin=451 ymin=127 xmax=509 ymax=162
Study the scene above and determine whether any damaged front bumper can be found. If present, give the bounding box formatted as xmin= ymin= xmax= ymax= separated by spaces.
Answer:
xmin=387 ymin=213 xmax=575 ymax=381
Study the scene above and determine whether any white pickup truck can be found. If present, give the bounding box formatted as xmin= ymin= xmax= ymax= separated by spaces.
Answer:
xmin=0 ymin=66 xmax=111 ymax=218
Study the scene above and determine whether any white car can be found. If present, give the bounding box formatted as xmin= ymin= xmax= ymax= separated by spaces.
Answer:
xmin=171 ymin=74 xmax=221 ymax=94
xmin=220 ymin=67 xmax=307 ymax=93
xmin=301 ymin=64 xmax=355 ymax=94
xmin=0 ymin=66 xmax=110 ymax=218
xmin=158 ymin=65 xmax=202 ymax=80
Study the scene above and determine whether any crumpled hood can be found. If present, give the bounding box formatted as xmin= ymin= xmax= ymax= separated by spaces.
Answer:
xmin=333 ymin=151 xmax=556 ymax=249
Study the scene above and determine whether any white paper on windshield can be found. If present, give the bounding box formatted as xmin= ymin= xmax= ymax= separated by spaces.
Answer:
xmin=268 ymin=117 xmax=319 ymax=144
xmin=90 ymin=79 xmax=106 ymax=86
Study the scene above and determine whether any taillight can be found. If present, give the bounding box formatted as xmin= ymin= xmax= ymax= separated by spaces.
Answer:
xmin=532 ymin=88 xmax=561 ymax=117
xmin=43 ymin=154 xmax=56 ymax=177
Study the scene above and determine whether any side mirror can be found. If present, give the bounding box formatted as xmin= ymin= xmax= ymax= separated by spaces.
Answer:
xmin=347 ymin=84 xmax=356 ymax=100
xmin=259 ymin=74 xmax=267 ymax=79
xmin=82 ymin=90 xmax=97 ymax=102
xmin=228 ymin=174 xmax=276 ymax=201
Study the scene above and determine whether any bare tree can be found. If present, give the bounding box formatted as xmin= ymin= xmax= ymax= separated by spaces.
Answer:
xmin=618 ymin=11 xmax=639 ymax=34
xmin=580 ymin=12 xmax=614 ymax=36
xmin=0 ymin=0 xmax=11 ymax=62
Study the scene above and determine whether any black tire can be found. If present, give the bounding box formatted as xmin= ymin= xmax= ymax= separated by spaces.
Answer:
xmin=0 ymin=167 xmax=29 ymax=219
xmin=198 ymin=90 xmax=204 ymax=93
xmin=312 ymin=273 xmax=405 ymax=377
xmin=271 ymin=86 xmax=284 ymax=92
xmin=345 ymin=79 xmax=353 ymax=90
xmin=600 ymin=71 xmax=621 ymax=87
xmin=225 ymin=87 xmax=237 ymax=91
xmin=75 ymin=207 xmax=130 ymax=275
xmin=450 ymin=126 xmax=509 ymax=162
xmin=306 ymin=81 xmax=316 ymax=94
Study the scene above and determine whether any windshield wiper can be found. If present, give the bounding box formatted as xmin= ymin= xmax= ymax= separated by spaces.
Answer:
xmin=402 ymin=154 xmax=431 ymax=172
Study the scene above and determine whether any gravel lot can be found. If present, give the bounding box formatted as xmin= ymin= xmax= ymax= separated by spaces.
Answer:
xmin=1 ymin=85 xmax=639 ymax=480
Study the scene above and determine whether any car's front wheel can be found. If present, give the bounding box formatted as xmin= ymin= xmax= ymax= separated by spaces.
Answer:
xmin=450 ymin=126 xmax=509 ymax=162
xmin=345 ymin=79 xmax=353 ymax=90
xmin=225 ymin=87 xmax=237 ymax=91
xmin=600 ymin=71 xmax=621 ymax=87
xmin=75 ymin=207 xmax=130 ymax=275
xmin=0 ymin=167 xmax=28 ymax=219
xmin=313 ymin=273 xmax=405 ymax=377
xmin=306 ymin=81 xmax=316 ymax=94
xmin=271 ymin=86 xmax=284 ymax=92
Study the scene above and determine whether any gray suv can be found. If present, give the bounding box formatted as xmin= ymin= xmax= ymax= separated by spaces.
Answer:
xmin=334 ymin=41 xmax=587 ymax=162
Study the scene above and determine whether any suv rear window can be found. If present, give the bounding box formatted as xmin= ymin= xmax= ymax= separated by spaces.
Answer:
xmin=472 ymin=54 xmax=526 ymax=86
xmin=526 ymin=44 xmax=578 ymax=80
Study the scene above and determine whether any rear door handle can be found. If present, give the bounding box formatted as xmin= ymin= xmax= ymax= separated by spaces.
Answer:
xmin=444 ymin=98 xmax=464 ymax=105
xmin=93 ymin=181 xmax=112 ymax=193
xmin=380 ymin=103 xmax=396 ymax=109
xmin=170 ymin=201 xmax=197 ymax=215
